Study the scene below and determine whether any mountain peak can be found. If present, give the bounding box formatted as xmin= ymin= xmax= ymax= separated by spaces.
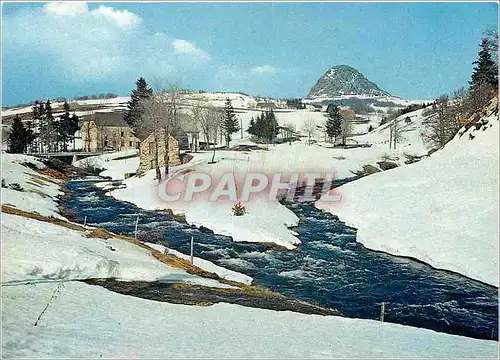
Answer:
xmin=307 ymin=65 xmax=390 ymax=98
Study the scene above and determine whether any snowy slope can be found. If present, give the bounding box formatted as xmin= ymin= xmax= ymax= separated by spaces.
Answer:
xmin=3 ymin=281 xmax=497 ymax=358
xmin=316 ymin=109 xmax=499 ymax=286
xmin=353 ymin=107 xmax=429 ymax=155
xmin=1 ymin=153 xmax=64 ymax=217
xmin=1 ymin=213 xmax=227 ymax=288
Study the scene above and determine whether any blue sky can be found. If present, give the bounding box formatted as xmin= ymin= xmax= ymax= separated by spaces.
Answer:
xmin=2 ymin=1 xmax=498 ymax=105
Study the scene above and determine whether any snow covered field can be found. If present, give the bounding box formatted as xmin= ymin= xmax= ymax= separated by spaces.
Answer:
xmin=3 ymin=281 xmax=497 ymax=358
xmin=317 ymin=109 xmax=499 ymax=286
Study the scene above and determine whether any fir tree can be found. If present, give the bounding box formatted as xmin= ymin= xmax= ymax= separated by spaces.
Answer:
xmin=8 ymin=115 xmax=35 ymax=153
xmin=469 ymin=38 xmax=498 ymax=111
xmin=247 ymin=116 xmax=256 ymax=136
xmin=57 ymin=102 xmax=80 ymax=151
xmin=124 ymin=77 xmax=153 ymax=129
xmin=326 ymin=105 xmax=342 ymax=142
xmin=222 ymin=98 xmax=239 ymax=147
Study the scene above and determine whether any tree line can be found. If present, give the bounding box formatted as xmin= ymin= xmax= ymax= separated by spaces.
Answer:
xmin=7 ymin=100 xmax=79 ymax=154
xmin=123 ymin=77 xmax=241 ymax=181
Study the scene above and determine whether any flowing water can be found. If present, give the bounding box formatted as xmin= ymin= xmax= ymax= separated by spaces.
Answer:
xmin=61 ymin=180 xmax=498 ymax=341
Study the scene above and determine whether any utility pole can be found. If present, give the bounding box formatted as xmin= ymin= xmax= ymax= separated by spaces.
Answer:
xmin=134 ymin=215 xmax=140 ymax=239
xmin=190 ymin=236 xmax=194 ymax=264
xmin=380 ymin=302 xmax=386 ymax=322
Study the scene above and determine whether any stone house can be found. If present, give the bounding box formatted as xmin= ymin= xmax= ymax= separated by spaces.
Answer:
xmin=137 ymin=129 xmax=181 ymax=174
xmin=80 ymin=112 xmax=139 ymax=152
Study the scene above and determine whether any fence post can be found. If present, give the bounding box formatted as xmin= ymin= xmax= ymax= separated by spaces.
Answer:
xmin=190 ymin=236 xmax=194 ymax=265
xmin=134 ymin=215 xmax=140 ymax=239
xmin=380 ymin=302 xmax=385 ymax=322
xmin=83 ymin=216 xmax=87 ymax=227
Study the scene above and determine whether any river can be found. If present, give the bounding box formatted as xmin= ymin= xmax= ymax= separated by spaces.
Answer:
xmin=60 ymin=180 xmax=498 ymax=341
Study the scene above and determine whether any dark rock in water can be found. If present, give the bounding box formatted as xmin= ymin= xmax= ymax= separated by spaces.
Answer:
xmin=376 ymin=161 xmax=398 ymax=171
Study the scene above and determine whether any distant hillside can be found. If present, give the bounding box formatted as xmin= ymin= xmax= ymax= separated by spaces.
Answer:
xmin=308 ymin=65 xmax=390 ymax=98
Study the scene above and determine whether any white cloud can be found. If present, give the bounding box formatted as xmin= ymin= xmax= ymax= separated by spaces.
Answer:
xmin=172 ymin=39 xmax=210 ymax=61
xmin=251 ymin=65 xmax=279 ymax=74
xmin=92 ymin=5 xmax=142 ymax=28
xmin=3 ymin=3 xmax=208 ymax=81
xmin=43 ymin=2 xmax=88 ymax=16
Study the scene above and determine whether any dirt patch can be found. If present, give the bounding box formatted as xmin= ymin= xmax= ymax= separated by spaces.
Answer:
xmin=84 ymin=278 xmax=341 ymax=317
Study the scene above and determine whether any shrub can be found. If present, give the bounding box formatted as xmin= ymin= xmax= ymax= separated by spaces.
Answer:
xmin=232 ymin=201 xmax=246 ymax=216
xmin=8 ymin=182 xmax=24 ymax=191
xmin=78 ymin=157 xmax=105 ymax=176
xmin=1 ymin=179 xmax=6 ymax=188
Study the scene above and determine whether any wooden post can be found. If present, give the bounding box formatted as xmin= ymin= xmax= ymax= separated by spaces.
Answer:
xmin=190 ymin=236 xmax=194 ymax=265
xmin=134 ymin=215 xmax=139 ymax=239
xmin=380 ymin=302 xmax=386 ymax=322
xmin=83 ymin=216 xmax=87 ymax=227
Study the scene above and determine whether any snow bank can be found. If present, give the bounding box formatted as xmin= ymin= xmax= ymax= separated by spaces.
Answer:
xmin=144 ymin=242 xmax=253 ymax=285
xmin=1 ymin=153 xmax=63 ymax=217
xmin=3 ymin=281 xmax=497 ymax=358
xmin=317 ymin=115 xmax=499 ymax=286
xmin=1 ymin=213 xmax=228 ymax=289
xmin=73 ymin=149 xmax=139 ymax=180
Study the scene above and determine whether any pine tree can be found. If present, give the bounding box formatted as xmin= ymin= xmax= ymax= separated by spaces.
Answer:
xmin=37 ymin=100 xmax=57 ymax=152
xmin=263 ymin=110 xmax=279 ymax=142
xmin=222 ymin=98 xmax=239 ymax=147
xmin=8 ymin=115 xmax=35 ymax=153
xmin=326 ymin=105 xmax=342 ymax=142
xmin=469 ymin=38 xmax=498 ymax=111
xmin=247 ymin=116 xmax=256 ymax=136
xmin=57 ymin=102 xmax=80 ymax=151
xmin=124 ymin=77 xmax=153 ymax=130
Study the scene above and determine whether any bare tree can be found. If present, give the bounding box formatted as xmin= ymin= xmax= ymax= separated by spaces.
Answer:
xmin=139 ymin=97 xmax=165 ymax=181
xmin=452 ymin=87 xmax=470 ymax=128
xmin=302 ymin=119 xmax=316 ymax=145
xmin=281 ymin=122 xmax=296 ymax=140
xmin=422 ymin=94 xmax=457 ymax=150
xmin=157 ymin=88 xmax=183 ymax=177
xmin=340 ymin=118 xmax=353 ymax=146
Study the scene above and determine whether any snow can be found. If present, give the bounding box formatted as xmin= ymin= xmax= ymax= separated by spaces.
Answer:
xmin=1 ymin=153 xmax=63 ymax=217
xmin=109 ymin=140 xmax=408 ymax=250
xmin=316 ymin=112 xmax=499 ymax=286
xmin=1 ymin=213 xmax=229 ymax=289
xmin=73 ymin=149 xmax=139 ymax=180
xmin=3 ymin=281 xmax=498 ymax=358
xmin=144 ymin=242 xmax=253 ymax=285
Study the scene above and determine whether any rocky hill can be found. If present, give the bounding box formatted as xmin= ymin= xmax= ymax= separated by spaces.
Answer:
xmin=308 ymin=65 xmax=390 ymax=98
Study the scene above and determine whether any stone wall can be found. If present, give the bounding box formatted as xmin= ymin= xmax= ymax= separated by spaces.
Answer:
xmin=138 ymin=133 xmax=180 ymax=174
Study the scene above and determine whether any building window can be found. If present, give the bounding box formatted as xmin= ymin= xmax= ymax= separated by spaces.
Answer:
xmin=148 ymin=142 xmax=155 ymax=155
xmin=104 ymin=140 xmax=108 ymax=147
xmin=129 ymin=141 xmax=133 ymax=147
xmin=121 ymin=131 xmax=124 ymax=137
xmin=121 ymin=140 xmax=125 ymax=147
xmin=112 ymin=140 xmax=117 ymax=148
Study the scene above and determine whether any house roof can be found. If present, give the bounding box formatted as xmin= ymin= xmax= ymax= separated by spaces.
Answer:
xmin=84 ymin=111 xmax=128 ymax=127
xmin=340 ymin=109 xmax=356 ymax=119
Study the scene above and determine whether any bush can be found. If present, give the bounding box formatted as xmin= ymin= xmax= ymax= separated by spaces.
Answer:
xmin=136 ymin=230 xmax=166 ymax=244
xmin=232 ymin=201 xmax=246 ymax=216
xmin=77 ymin=157 xmax=105 ymax=176
xmin=8 ymin=182 xmax=24 ymax=191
